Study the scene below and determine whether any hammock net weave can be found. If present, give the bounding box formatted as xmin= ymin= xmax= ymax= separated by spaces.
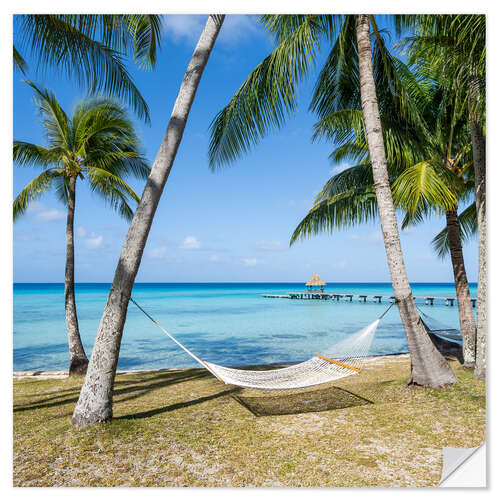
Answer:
xmin=203 ymin=320 xmax=378 ymax=391
xmin=130 ymin=298 xmax=382 ymax=391
xmin=417 ymin=306 xmax=462 ymax=344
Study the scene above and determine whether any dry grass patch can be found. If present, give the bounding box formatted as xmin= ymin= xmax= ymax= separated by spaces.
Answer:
xmin=13 ymin=355 xmax=485 ymax=487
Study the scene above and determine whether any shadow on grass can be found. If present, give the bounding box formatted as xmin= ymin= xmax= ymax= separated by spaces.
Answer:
xmin=13 ymin=369 xmax=210 ymax=413
xmin=233 ymin=385 xmax=374 ymax=417
xmin=116 ymin=387 xmax=241 ymax=420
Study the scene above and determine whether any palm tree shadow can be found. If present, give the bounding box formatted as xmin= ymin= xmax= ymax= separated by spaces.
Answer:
xmin=232 ymin=385 xmax=374 ymax=417
xmin=116 ymin=387 xmax=241 ymax=420
xmin=14 ymin=369 xmax=211 ymax=413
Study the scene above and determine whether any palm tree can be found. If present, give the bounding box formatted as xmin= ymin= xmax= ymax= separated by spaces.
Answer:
xmin=208 ymin=14 xmax=457 ymax=386
xmin=71 ymin=15 xmax=225 ymax=427
xmin=13 ymin=15 xmax=163 ymax=122
xmin=392 ymin=91 xmax=476 ymax=367
xmin=14 ymin=82 xmax=150 ymax=375
xmin=297 ymin=45 xmax=478 ymax=366
xmin=292 ymin=78 xmax=477 ymax=366
xmin=355 ymin=15 xmax=456 ymax=386
xmin=403 ymin=15 xmax=485 ymax=377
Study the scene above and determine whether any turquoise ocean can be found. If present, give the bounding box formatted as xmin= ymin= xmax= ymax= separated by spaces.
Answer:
xmin=13 ymin=282 xmax=476 ymax=372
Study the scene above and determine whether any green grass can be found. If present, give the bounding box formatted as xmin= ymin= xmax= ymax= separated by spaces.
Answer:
xmin=13 ymin=355 xmax=485 ymax=487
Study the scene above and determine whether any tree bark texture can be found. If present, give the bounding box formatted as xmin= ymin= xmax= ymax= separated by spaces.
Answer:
xmin=355 ymin=14 xmax=457 ymax=387
xmin=445 ymin=210 xmax=476 ymax=366
xmin=65 ymin=175 xmax=89 ymax=376
xmin=469 ymin=100 xmax=486 ymax=380
xmin=71 ymin=15 xmax=225 ymax=426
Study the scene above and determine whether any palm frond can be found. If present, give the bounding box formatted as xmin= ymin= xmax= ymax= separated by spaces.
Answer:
xmin=13 ymin=45 xmax=27 ymax=74
xmin=208 ymin=15 xmax=325 ymax=168
xmin=13 ymin=141 xmax=61 ymax=168
xmin=431 ymin=202 xmax=477 ymax=258
xmin=24 ymin=81 xmax=71 ymax=149
xmin=86 ymin=152 xmax=150 ymax=180
xmin=121 ymin=15 xmax=163 ymax=69
xmin=13 ymin=170 xmax=58 ymax=220
xmin=290 ymin=162 xmax=380 ymax=244
xmin=86 ymin=169 xmax=137 ymax=220
xmin=290 ymin=187 xmax=378 ymax=245
xmin=15 ymin=15 xmax=152 ymax=122
xmin=392 ymin=161 xmax=458 ymax=216
xmin=86 ymin=167 xmax=141 ymax=203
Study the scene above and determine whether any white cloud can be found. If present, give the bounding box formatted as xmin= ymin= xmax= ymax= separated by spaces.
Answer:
xmin=164 ymin=14 xmax=260 ymax=47
xmin=332 ymin=259 xmax=347 ymax=270
xmin=253 ymin=240 xmax=284 ymax=252
xmin=417 ymin=252 xmax=437 ymax=261
xmin=243 ymin=257 xmax=258 ymax=267
xmin=218 ymin=15 xmax=260 ymax=44
xmin=209 ymin=254 xmax=220 ymax=262
xmin=76 ymin=226 xmax=87 ymax=238
xmin=148 ymin=247 xmax=168 ymax=259
xmin=368 ymin=231 xmax=383 ymax=242
xmin=84 ymin=233 xmax=103 ymax=250
xmin=348 ymin=231 xmax=382 ymax=243
xmin=329 ymin=162 xmax=351 ymax=175
xmin=14 ymin=231 xmax=39 ymax=242
xmin=164 ymin=15 xmax=205 ymax=44
xmin=36 ymin=209 xmax=65 ymax=222
xmin=179 ymin=236 xmax=201 ymax=250
xmin=26 ymin=202 xmax=65 ymax=222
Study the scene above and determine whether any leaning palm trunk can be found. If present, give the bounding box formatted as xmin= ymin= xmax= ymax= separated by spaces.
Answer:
xmin=469 ymin=97 xmax=486 ymax=379
xmin=65 ymin=176 xmax=89 ymax=375
xmin=71 ymin=15 xmax=225 ymax=426
xmin=355 ymin=14 xmax=456 ymax=387
xmin=445 ymin=210 xmax=476 ymax=366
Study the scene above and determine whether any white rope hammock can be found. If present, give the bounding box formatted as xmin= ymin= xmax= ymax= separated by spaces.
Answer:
xmin=416 ymin=305 xmax=463 ymax=344
xmin=130 ymin=298 xmax=393 ymax=391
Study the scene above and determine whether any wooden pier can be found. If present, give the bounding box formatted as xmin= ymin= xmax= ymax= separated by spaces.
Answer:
xmin=262 ymin=292 xmax=477 ymax=307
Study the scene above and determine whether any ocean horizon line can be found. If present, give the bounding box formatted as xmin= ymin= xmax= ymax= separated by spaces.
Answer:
xmin=14 ymin=281 xmax=476 ymax=285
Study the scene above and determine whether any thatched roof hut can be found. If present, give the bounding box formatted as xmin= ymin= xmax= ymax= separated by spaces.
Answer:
xmin=306 ymin=273 xmax=326 ymax=288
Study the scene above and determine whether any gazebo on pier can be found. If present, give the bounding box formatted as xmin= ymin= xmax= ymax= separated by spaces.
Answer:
xmin=306 ymin=273 xmax=326 ymax=293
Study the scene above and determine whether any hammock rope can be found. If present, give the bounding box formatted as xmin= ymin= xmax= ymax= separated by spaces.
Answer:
xmin=416 ymin=305 xmax=463 ymax=344
xmin=130 ymin=298 xmax=395 ymax=391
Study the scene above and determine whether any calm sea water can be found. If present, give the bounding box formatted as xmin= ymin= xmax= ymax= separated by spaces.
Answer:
xmin=13 ymin=282 xmax=476 ymax=372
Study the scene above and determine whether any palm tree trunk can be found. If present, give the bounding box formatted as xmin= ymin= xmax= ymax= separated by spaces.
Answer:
xmin=65 ymin=175 xmax=89 ymax=375
xmin=445 ymin=210 xmax=476 ymax=367
xmin=355 ymin=14 xmax=456 ymax=387
xmin=469 ymin=97 xmax=486 ymax=379
xmin=71 ymin=15 xmax=225 ymax=427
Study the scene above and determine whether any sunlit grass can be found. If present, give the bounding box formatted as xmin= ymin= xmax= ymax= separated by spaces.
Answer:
xmin=13 ymin=355 xmax=485 ymax=486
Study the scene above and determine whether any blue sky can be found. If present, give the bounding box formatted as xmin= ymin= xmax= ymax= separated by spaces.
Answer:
xmin=12 ymin=15 xmax=478 ymax=283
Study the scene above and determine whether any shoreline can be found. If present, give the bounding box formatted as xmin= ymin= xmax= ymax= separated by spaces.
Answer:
xmin=13 ymin=352 xmax=410 ymax=379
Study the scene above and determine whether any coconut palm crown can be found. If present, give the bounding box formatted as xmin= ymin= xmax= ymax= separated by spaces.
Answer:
xmin=13 ymin=15 xmax=163 ymax=122
xmin=14 ymin=82 xmax=149 ymax=221
xmin=14 ymin=81 xmax=150 ymax=375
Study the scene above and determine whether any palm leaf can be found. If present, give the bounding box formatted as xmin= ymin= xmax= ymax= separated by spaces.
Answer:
xmin=86 ymin=167 xmax=141 ymax=203
xmin=86 ymin=169 xmax=137 ymax=220
xmin=392 ymin=161 xmax=458 ymax=216
xmin=208 ymin=15 xmax=325 ymax=168
xmin=13 ymin=141 xmax=61 ymax=168
xmin=24 ymin=81 xmax=71 ymax=149
xmin=431 ymin=202 xmax=478 ymax=258
xmin=290 ymin=187 xmax=378 ymax=244
xmin=15 ymin=15 xmax=153 ymax=122
xmin=13 ymin=45 xmax=27 ymax=74
xmin=13 ymin=170 xmax=59 ymax=220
